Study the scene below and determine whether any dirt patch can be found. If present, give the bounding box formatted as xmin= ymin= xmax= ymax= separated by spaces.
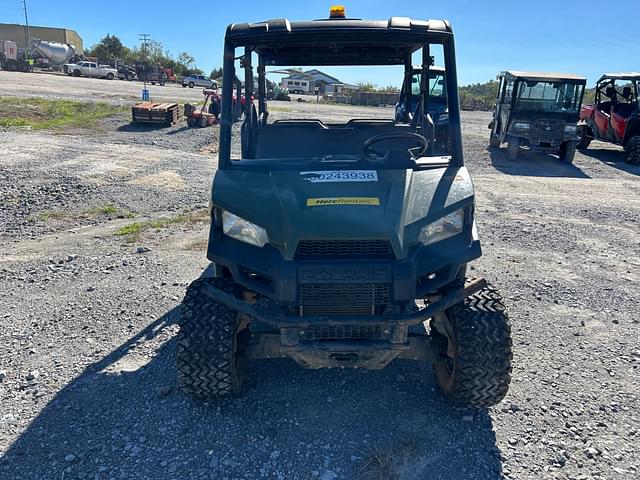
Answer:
xmin=130 ymin=170 xmax=186 ymax=191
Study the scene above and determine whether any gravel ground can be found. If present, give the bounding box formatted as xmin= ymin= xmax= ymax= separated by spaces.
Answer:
xmin=1 ymin=71 xmax=639 ymax=480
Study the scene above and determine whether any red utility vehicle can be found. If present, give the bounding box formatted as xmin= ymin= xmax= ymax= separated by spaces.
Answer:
xmin=185 ymin=89 xmax=221 ymax=128
xmin=578 ymin=73 xmax=640 ymax=164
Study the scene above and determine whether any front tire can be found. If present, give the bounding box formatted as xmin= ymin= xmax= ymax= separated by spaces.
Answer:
xmin=431 ymin=283 xmax=513 ymax=408
xmin=489 ymin=130 xmax=500 ymax=148
xmin=559 ymin=140 xmax=577 ymax=164
xmin=177 ymin=277 xmax=248 ymax=399
xmin=106 ymin=73 xmax=114 ymax=80
xmin=507 ymin=136 xmax=520 ymax=161
xmin=625 ymin=136 xmax=640 ymax=165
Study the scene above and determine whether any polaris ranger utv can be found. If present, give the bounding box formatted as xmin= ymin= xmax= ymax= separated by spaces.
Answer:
xmin=489 ymin=71 xmax=586 ymax=163
xmin=178 ymin=8 xmax=513 ymax=408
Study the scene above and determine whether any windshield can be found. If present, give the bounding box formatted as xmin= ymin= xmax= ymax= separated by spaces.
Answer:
xmin=218 ymin=33 xmax=463 ymax=169
xmin=411 ymin=71 xmax=447 ymax=103
xmin=514 ymin=80 xmax=584 ymax=113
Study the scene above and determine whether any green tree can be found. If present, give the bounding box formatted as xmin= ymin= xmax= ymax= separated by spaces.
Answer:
xmin=357 ymin=81 xmax=377 ymax=92
xmin=87 ymin=34 xmax=130 ymax=61
xmin=209 ymin=67 xmax=223 ymax=80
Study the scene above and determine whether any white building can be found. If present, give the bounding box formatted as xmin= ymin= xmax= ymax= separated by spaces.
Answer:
xmin=281 ymin=69 xmax=359 ymax=95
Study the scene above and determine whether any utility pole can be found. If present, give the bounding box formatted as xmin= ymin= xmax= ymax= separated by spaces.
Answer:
xmin=22 ymin=0 xmax=31 ymax=49
xmin=138 ymin=33 xmax=151 ymax=100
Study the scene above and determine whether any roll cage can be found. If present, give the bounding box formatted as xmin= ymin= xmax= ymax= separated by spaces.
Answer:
xmin=594 ymin=74 xmax=640 ymax=109
xmin=218 ymin=17 xmax=463 ymax=169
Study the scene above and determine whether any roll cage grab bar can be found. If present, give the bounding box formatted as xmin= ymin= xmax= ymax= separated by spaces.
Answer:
xmin=218 ymin=33 xmax=464 ymax=169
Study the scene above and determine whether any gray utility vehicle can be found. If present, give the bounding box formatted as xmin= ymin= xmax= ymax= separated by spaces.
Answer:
xmin=178 ymin=11 xmax=513 ymax=408
xmin=489 ymin=71 xmax=586 ymax=162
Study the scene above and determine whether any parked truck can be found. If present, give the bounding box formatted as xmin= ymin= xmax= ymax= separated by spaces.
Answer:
xmin=0 ymin=40 xmax=19 ymax=71
xmin=63 ymin=60 xmax=117 ymax=79
xmin=29 ymin=39 xmax=77 ymax=68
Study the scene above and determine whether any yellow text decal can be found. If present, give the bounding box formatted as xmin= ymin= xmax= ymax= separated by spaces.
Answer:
xmin=306 ymin=197 xmax=380 ymax=207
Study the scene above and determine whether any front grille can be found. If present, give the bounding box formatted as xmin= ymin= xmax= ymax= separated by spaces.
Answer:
xmin=300 ymin=325 xmax=389 ymax=341
xmin=296 ymin=240 xmax=392 ymax=258
xmin=300 ymin=284 xmax=390 ymax=306
xmin=532 ymin=119 xmax=564 ymax=143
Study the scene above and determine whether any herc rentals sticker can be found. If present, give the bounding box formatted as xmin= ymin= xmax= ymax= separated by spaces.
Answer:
xmin=306 ymin=197 xmax=381 ymax=207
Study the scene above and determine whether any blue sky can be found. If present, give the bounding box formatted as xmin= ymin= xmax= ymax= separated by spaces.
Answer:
xmin=3 ymin=1 xmax=637 ymax=87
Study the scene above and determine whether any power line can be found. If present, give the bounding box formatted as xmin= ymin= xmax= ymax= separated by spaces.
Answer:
xmin=139 ymin=33 xmax=151 ymax=60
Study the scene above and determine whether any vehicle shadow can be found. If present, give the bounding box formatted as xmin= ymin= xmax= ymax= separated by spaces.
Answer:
xmin=579 ymin=146 xmax=640 ymax=176
xmin=1 ymin=309 xmax=503 ymax=480
xmin=488 ymin=146 xmax=590 ymax=178
xmin=117 ymin=123 xmax=173 ymax=133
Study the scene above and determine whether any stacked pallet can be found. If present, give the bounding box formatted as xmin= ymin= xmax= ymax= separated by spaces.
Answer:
xmin=131 ymin=102 xmax=182 ymax=125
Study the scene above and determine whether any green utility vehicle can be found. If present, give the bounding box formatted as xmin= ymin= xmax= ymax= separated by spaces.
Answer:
xmin=178 ymin=9 xmax=513 ymax=407
xmin=489 ymin=71 xmax=586 ymax=162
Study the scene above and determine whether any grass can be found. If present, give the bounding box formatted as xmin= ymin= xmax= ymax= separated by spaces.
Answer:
xmin=27 ymin=210 xmax=67 ymax=222
xmin=84 ymin=204 xmax=134 ymax=218
xmin=115 ymin=209 xmax=208 ymax=240
xmin=0 ymin=96 xmax=125 ymax=130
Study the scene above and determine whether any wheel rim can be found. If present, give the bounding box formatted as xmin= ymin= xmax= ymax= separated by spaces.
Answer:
xmin=432 ymin=315 xmax=458 ymax=391
xmin=231 ymin=318 xmax=249 ymax=396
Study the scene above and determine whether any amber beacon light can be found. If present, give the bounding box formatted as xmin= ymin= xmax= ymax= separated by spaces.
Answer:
xmin=329 ymin=5 xmax=346 ymax=18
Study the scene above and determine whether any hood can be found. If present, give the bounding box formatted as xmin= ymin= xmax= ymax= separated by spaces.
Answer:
xmin=212 ymin=166 xmax=474 ymax=260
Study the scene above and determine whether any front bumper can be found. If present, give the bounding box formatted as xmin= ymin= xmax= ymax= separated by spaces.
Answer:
xmin=206 ymin=223 xmax=481 ymax=306
xmin=204 ymin=277 xmax=486 ymax=369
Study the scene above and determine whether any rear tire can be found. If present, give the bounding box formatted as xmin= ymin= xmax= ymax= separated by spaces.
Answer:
xmin=197 ymin=116 xmax=208 ymax=128
xmin=507 ymin=136 xmax=520 ymax=161
xmin=625 ymin=136 xmax=640 ymax=165
xmin=431 ymin=283 xmax=513 ymax=408
xmin=177 ymin=277 xmax=248 ymax=399
xmin=189 ymin=82 xmax=195 ymax=88
xmin=559 ymin=140 xmax=577 ymax=164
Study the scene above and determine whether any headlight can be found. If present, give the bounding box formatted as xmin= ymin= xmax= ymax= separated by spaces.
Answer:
xmin=222 ymin=211 xmax=268 ymax=247
xmin=564 ymin=125 xmax=577 ymax=134
xmin=419 ymin=209 xmax=465 ymax=246
xmin=513 ymin=122 xmax=530 ymax=130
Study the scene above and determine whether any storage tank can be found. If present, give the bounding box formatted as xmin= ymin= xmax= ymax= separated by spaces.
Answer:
xmin=29 ymin=39 xmax=76 ymax=67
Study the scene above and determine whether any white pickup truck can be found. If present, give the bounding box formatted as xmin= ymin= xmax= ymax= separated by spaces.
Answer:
xmin=64 ymin=61 xmax=117 ymax=80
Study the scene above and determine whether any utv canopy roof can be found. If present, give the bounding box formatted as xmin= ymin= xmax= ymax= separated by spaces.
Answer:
xmin=597 ymin=73 xmax=640 ymax=83
xmin=501 ymin=71 xmax=586 ymax=84
xmin=225 ymin=17 xmax=452 ymax=65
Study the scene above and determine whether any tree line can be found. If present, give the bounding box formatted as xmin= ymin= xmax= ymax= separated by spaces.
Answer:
xmin=86 ymin=34 xmax=222 ymax=79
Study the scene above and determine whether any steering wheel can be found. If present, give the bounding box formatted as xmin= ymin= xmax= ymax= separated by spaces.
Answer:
xmin=363 ymin=132 xmax=429 ymax=157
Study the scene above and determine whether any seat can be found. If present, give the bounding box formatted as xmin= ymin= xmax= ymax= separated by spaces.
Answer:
xmin=254 ymin=121 xmax=412 ymax=158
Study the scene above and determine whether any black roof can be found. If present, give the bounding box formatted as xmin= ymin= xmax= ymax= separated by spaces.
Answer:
xmin=225 ymin=17 xmax=452 ymax=66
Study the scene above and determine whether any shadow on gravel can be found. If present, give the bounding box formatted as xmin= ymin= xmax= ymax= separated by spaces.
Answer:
xmin=578 ymin=147 xmax=640 ymax=176
xmin=489 ymin=147 xmax=590 ymax=178
xmin=1 ymin=307 xmax=503 ymax=480
xmin=117 ymin=122 xmax=174 ymax=133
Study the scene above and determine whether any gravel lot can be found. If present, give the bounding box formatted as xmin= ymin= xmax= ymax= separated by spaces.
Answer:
xmin=0 ymin=70 xmax=639 ymax=480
